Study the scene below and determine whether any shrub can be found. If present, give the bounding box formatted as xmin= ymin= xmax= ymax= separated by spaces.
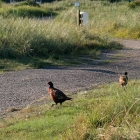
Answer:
xmin=15 ymin=0 xmax=40 ymax=7
xmin=128 ymin=0 xmax=140 ymax=8
xmin=0 ymin=6 xmax=55 ymax=18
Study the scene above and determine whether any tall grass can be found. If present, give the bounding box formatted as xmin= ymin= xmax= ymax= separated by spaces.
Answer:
xmin=80 ymin=1 xmax=140 ymax=39
xmin=0 ymin=80 xmax=140 ymax=139
xmin=0 ymin=11 xmax=119 ymax=59
xmin=0 ymin=0 xmax=139 ymax=71
xmin=42 ymin=0 xmax=140 ymax=39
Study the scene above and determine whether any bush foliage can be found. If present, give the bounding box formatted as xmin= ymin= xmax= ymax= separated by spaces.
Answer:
xmin=128 ymin=0 xmax=140 ymax=8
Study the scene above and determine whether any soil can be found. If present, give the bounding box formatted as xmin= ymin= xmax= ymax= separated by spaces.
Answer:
xmin=0 ymin=39 xmax=140 ymax=116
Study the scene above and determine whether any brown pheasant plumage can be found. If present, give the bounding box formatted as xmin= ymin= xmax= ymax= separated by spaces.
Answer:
xmin=119 ymin=72 xmax=128 ymax=87
xmin=48 ymin=82 xmax=72 ymax=106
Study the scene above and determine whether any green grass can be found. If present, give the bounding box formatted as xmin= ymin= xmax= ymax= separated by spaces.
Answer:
xmin=0 ymin=56 xmax=83 ymax=73
xmin=0 ymin=80 xmax=140 ymax=139
xmin=0 ymin=14 xmax=122 ymax=73
xmin=0 ymin=0 xmax=139 ymax=72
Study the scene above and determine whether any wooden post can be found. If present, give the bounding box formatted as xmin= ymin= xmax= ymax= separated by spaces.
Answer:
xmin=77 ymin=9 xmax=80 ymax=26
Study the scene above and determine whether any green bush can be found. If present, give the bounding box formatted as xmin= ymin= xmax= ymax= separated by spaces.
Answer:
xmin=128 ymin=0 xmax=140 ymax=8
xmin=15 ymin=0 xmax=40 ymax=7
xmin=0 ymin=6 xmax=55 ymax=18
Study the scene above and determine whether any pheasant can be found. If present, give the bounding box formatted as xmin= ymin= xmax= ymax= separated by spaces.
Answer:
xmin=119 ymin=72 xmax=128 ymax=88
xmin=47 ymin=82 xmax=72 ymax=106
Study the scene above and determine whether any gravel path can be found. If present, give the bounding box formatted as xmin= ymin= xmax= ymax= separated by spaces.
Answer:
xmin=0 ymin=39 xmax=140 ymax=115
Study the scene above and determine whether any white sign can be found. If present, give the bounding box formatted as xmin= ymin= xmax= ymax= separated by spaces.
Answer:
xmin=80 ymin=12 xmax=89 ymax=25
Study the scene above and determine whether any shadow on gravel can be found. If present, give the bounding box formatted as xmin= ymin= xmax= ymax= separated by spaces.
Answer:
xmin=44 ymin=65 xmax=116 ymax=75
xmin=80 ymin=69 xmax=117 ymax=74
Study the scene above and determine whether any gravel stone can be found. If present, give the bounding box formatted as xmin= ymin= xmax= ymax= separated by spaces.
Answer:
xmin=0 ymin=39 xmax=140 ymax=115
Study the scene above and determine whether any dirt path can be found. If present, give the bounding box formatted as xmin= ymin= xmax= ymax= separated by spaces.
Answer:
xmin=113 ymin=39 xmax=140 ymax=49
xmin=0 ymin=39 xmax=140 ymax=115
